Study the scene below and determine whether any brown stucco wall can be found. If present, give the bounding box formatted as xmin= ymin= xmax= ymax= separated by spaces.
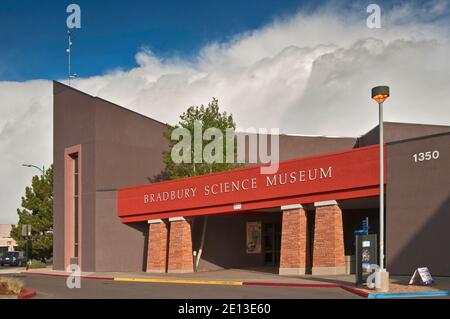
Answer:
xmin=93 ymin=97 xmax=169 ymax=190
xmin=53 ymin=82 xmax=97 ymax=270
xmin=238 ymin=133 xmax=357 ymax=165
xmin=386 ymin=133 xmax=450 ymax=276
xmin=92 ymin=97 xmax=169 ymax=271
xmin=358 ymin=122 xmax=450 ymax=147
xmin=278 ymin=135 xmax=357 ymax=160
xmin=95 ymin=191 xmax=148 ymax=271
xmin=53 ymin=81 xmax=169 ymax=271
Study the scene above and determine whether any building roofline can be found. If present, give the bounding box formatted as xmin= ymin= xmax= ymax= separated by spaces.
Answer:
xmin=382 ymin=121 xmax=450 ymax=128
xmin=279 ymin=122 xmax=449 ymax=140
xmin=364 ymin=121 xmax=450 ymax=134
xmin=53 ymin=81 xmax=169 ymax=128
xmin=53 ymin=81 xmax=449 ymax=137
xmin=281 ymin=133 xmax=357 ymax=139
xmin=387 ymin=131 xmax=450 ymax=145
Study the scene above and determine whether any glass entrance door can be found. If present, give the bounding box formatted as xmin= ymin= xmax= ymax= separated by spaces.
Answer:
xmin=263 ymin=223 xmax=281 ymax=266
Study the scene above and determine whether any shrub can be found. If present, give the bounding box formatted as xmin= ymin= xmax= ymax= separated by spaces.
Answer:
xmin=28 ymin=261 xmax=47 ymax=269
xmin=0 ymin=277 xmax=24 ymax=295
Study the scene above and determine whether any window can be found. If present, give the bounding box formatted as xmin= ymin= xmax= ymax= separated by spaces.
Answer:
xmin=72 ymin=154 xmax=79 ymax=258
xmin=65 ymin=145 xmax=82 ymax=268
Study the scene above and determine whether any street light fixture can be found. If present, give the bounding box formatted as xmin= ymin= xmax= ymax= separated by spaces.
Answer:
xmin=22 ymin=164 xmax=45 ymax=177
xmin=371 ymin=85 xmax=390 ymax=292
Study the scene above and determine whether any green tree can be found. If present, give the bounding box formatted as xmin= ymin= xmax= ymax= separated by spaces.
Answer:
xmin=155 ymin=98 xmax=241 ymax=270
xmin=162 ymin=97 xmax=242 ymax=179
xmin=11 ymin=166 xmax=53 ymax=262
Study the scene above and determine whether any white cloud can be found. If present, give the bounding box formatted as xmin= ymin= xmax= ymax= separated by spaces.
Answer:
xmin=0 ymin=80 xmax=52 ymax=224
xmin=0 ymin=1 xmax=449 ymax=223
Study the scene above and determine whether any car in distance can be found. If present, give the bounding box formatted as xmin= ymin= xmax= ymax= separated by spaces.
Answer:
xmin=0 ymin=251 xmax=27 ymax=267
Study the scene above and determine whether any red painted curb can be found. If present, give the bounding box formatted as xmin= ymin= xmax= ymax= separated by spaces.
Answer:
xmin=20 ymin=272 xmax=67 ymax=278
xmin=340 ymin=285 xmax=370 ymax=298
xmin=18 ymin=288 xmax=37 ymax=299
xmin=243 ymin=282 xmax=340 ymax=288
xmin=82 ymin=276 xmax=114 ymax=281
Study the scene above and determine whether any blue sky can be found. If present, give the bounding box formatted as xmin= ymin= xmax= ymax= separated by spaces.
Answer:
xmin=1 ymin=0 xmax=448 ymax=82
xmin=2 ymin=0 xmax=427 ymax=82
xmin=0 ymin=0 xmax=321 ymax=81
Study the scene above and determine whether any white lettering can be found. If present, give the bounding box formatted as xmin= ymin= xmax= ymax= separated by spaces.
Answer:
xmin=366 ymin=4 xmax=381 ymax=29
xmin=320 ymin=166 xmax=332 ymax=179
xmin=66 ymin=4 xmax=81 ymax=29
xmin=143 ymin=167 xmax=334 ymax=205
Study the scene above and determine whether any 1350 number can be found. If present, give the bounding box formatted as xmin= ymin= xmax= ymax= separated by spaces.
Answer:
xmin=412 ymin=150 xmax=440 ymax=163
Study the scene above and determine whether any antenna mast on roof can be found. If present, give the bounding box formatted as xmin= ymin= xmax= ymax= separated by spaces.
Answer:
xmin=66 ymin=30 xmax=77 ymax=85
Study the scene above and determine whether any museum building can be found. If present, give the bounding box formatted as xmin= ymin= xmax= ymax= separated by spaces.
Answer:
xmin=52 ymin=81 xmax=450 ymax=276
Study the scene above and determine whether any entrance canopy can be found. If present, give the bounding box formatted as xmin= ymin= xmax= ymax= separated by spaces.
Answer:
xmin=118 ymin=145 xmax=385 ymax=223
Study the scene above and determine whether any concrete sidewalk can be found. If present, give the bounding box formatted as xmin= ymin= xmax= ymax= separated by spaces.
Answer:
xmin=0 ymin=267 xmax=23 ymax=275
xmin=20 ymin=266 xmax=357 ymax=287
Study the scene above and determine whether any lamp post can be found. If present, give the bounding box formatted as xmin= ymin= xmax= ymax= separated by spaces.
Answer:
xmin=21 ymin=224 xmax=32 ymax=268
xmin=22 ymin=164 xmax=45 ymax=177
xmin=371 ymin=85 xmax=390 ymax=292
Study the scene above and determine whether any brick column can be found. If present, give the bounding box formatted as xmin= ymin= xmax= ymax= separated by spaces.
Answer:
xmin=312 ymin=201 xmax=345 ymax=275
xmin=146 ymin=220 xmax=168 ymax=273
xmin=167 ymin=218 xmax=194 ymax=273
xmin=279 ymin=204 xmax=307 ymax=275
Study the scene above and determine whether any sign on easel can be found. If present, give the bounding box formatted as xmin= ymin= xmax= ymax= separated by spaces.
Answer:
xmin=409 ymin=267 xmax=434 ymax=285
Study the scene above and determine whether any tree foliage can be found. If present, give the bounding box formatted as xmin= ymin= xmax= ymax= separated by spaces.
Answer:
xmin=10 ymin=166 xmax=53 ymax=262
xmin=161 ymin=98 xmax=242 ymax=180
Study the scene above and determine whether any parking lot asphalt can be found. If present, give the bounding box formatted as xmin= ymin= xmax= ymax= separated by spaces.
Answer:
xmin=6 ymin=273 xmax=361 ymax=299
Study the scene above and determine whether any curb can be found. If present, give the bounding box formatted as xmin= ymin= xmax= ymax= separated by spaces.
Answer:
xmin=368 ymin=290 xmax=450 ymax=299
xmin=243 ymin=282 xmax=340 ymax=288
xmin=20 ymin=272 xmax=114 ymax=281
xmin=23 ymin=272 xmax=241 ymax=286
xmin=114 ymin=277 xmax=243 ymax=286
xmin=339 ymin=285 xmax=450 ymax=299
xmin=339 ymin=285 xmax=370 ymax=298
xmin=17 ymin=288 xmax=36 ymax=299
